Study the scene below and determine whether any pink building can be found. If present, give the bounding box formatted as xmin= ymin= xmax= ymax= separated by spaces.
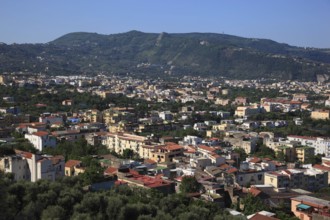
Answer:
xmin=291 ymin=195 xmax=330 ymax=220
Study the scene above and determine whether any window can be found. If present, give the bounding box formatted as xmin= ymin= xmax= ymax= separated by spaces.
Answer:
xmin=258 ymin=174 xmax=262 ymax=181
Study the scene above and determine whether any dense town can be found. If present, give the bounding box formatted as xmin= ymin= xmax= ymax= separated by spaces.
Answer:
xmin=1 ymin=73 xmax=330 ymax=220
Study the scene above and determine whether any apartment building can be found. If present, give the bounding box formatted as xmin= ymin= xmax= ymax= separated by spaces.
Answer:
xmin=84 ymin=109 xmax=103 ymax=123
xmin=234 ymin=106 xmax=262 ymax=117
xmin=224 ymin=136 xmax=258 ymax=154
xmin=264 ymin=168 xmax=327 ymax=191
xmin=295 ymin=146 xmax=315 ymax=163
xmin=287 ymin=135 xmax=330 ymax=157
xmin=292 ymin=93 xmax=308 ymax=102
xmin=0 ymin=150 xmax=64 ymax=182
xmin=150 ymin=142 xmax=184 ymax=163
xmin=311 ymin=109 xmax=330 ymax=120
xmin=25 ymin=131 xmax=57 ymax=151
xmin=291 ymin=195 xmax=330 ymax=220
xmin=104 ymin=132 xmax=152 ymax=155
xmin=39 ymin=115 xmax=64 ymax=125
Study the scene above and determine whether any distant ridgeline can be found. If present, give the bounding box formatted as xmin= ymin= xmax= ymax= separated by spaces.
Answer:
xmin=1 ymin=31 xmax=330 ymax=81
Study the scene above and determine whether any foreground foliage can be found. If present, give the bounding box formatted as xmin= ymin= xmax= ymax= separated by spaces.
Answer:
xmin=0 ymin=172 xmax=240 ymax=220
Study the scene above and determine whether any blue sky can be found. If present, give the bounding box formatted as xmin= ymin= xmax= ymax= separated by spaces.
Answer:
xmin=1 ymin=0 xmax=329 ymax=48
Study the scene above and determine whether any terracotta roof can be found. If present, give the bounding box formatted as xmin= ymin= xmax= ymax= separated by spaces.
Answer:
xmin=144 ymin=159 xmax=157 ymax=165
xmin=32 ymin=131 xmax=49 ymax=137
xmin=250 ymin=213 xmax=280 ymax=220
xmin=104 ymin=167 xmax=118 ymax=175
xmin=165 ymin=142 xmax=183 ymax=151
xmin=219 ymin=164 xmax=230 ymax=169
xmin=313 ymin=164 xmax=330 ymax=172
xmin=287 ymin=135 xmax=317 ymax=140
xmin=289 ymin=101 xmax=302 ymax=104
xmin=250 ymin=157 xmax=262 ymax=163
xmin=125 ymin=170 xmax=172 ymax=188
xmin=16 ymin=124 xmax=27 ymax=129
xmin=210 ymin=153 xmax=221 ymax=159
xmin=250 ymin=187 xmax=262 ymax=197
xmin=198 ymin=145 xmax=216 ymax=152
xmin=52 ymin=130 xmax=80 ymax=136
xmin=227 ymin=167 xmax=238 ymax=174
xmin=14 ymin=149 xmax=33 ymax=159
xmin=65 ymin=160 xmax=81 ymax=168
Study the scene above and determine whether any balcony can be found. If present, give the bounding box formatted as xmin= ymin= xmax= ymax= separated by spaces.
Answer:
xmin=296 ymin=204 xmax=330 ymax=218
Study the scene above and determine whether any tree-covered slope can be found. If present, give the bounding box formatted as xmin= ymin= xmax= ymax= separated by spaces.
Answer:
xmin=1 ymin=31 xmax=330 ymax=81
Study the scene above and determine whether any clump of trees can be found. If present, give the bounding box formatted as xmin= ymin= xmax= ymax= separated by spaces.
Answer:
xmin=42 ymin=138 xmax=109 ymax=161
xmin=0 ymin=172 xmax=235 ymax=220
xmin=179 ymin=176 xmax=202 ymax=193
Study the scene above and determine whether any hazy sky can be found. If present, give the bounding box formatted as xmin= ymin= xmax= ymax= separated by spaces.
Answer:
xmin=1 ymin=0 xmax=329 ymax=48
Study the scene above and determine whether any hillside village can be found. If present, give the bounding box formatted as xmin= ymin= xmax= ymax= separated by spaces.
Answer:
xmin=1 ymin=73 xmax=330 ymax=219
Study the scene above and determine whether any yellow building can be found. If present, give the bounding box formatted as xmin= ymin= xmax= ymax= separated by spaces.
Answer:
xmin=206 ymin=130 xmax=221 ymax=138
xmin=65 ymin=160 xmax=85 ymax=176
xmin=0 ymin=75 xmax=7 ymax=84
xmin=98 ymin=91 xmax=112 ymax=99
xmin=105 ymin=132 xmax=150 ymax=155
xmin=90 ymin=109 xmax=103 ymax=123
xmin=103 ymin=108 xmax=135 ymax=126
xmin=84 ymin=109 xmax=103 ymax=123
xmin=311 ymin=109 xmax=330 ymax=120
xmin=234 ymin=106 xmax=261 ymax=117
xmin=296 ymin=146 xmax=314 ymax=163
xmin=264 ymin=171 xmax=291 ymax=188
xmin=265 ymin=168 xmax=327 ymax=191
xmin=103 ymin=109 xmax=121 ymax=125
xmin=212 ymin=123 xmax=236 ymax=131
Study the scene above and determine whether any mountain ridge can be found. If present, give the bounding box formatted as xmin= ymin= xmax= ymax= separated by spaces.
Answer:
xmin=1 ymin=31 xmax=330 ymax=81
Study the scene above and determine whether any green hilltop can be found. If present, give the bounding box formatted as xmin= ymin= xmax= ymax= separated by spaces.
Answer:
xmin=1 ymin=31 xmax=330 ymax=81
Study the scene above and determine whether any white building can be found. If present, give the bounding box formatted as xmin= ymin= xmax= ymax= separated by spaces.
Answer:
xmin=287 ymin=135 xmax=330 ymax=156
xmin=181 ymin=135 xmax=203 ymax=146
xmin=159 ymin=111 xmax=173 ymax=121
xmin=0 ymin=150 xmax=64 ymax=182
xmin=25 ymin=131 xmax=57 ymax=151
xmin=39 ymin=115 xmax=63 ymax=125
xmin=325 ymin=99 xmax=330 ymax=107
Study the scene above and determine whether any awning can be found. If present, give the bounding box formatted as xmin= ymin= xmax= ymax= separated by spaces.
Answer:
xmin=297 ymin=204 xmax=311 ymax=210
